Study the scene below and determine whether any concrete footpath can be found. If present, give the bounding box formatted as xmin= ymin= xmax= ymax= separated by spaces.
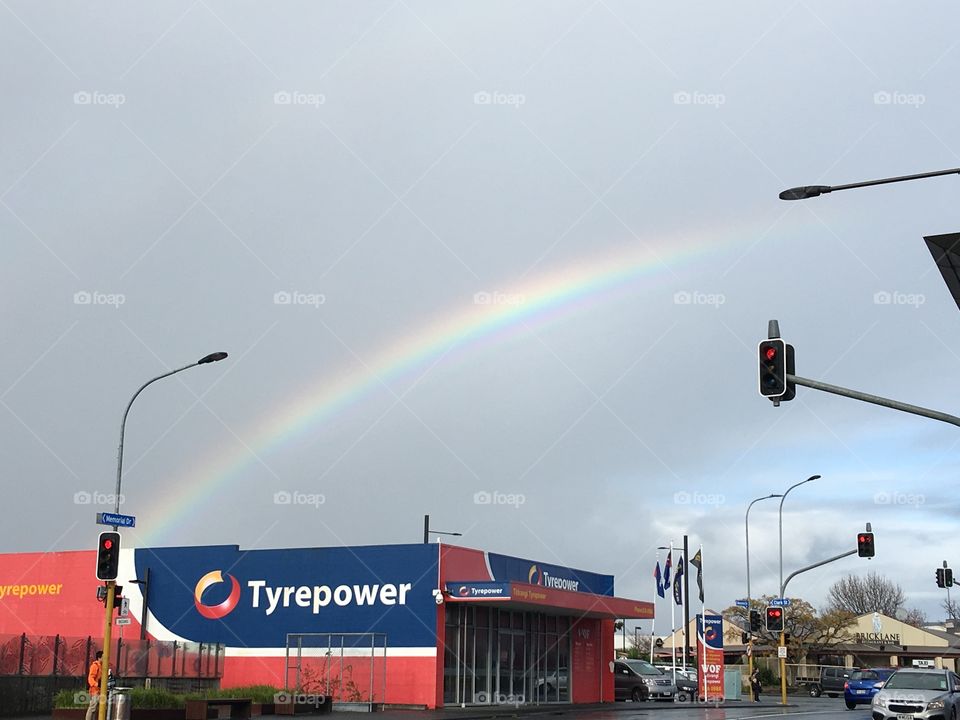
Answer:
xmin=6 ymin=699 xmax=799 ymax=720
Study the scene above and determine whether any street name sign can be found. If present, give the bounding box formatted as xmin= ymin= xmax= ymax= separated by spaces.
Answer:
xmin=770 ymin=598 xmax=791 ymax=606
xmin=96 ymin=512 xmax=136 ymax=528
xmin=735 ymin=599 xmax=750 ymax=608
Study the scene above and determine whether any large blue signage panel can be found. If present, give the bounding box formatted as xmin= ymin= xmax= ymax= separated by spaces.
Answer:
xmin=487 ymin=552 xmax=614 ymax=596
xmin=136 ymin=544 xmax=438 ymax=648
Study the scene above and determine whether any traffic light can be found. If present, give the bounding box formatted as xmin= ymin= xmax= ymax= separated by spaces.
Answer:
xmin=937 ymin=568 xmax=947 ymax=588
xmin=96 ymin=532 xmax=121 ymax=581
xmin=765 ymin=606 xmax=784 ymax=632
xmin=947 ymin=569 xmax=954 ymax=588
xmin=857 ymin=532 xmax=875 ymax=558
xmin=749 ymin=609 xmax=761 ymax=633
xmin=758 ymin=339 xmax=787 ymax=398
xmin=741 ymin=631 xmax=750 ymax=644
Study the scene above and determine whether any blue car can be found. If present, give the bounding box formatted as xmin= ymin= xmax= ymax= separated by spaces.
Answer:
xmin=845 ymin=668 xmax=897 ymax=709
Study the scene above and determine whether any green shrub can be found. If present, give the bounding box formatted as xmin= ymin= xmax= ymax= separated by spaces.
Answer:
xmin=128 ymin=688 xmax=185 ymax=708
xmin=54 ymin=689 xmax=88 ymax=708
xmin=55 ymin=683 xmax=283 ymax=709
xmin=187 ymin=685 xmax=282 ymax=703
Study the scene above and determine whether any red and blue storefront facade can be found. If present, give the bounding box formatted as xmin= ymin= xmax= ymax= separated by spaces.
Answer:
xmin=0 ymin=543 xmax=651 ymax=707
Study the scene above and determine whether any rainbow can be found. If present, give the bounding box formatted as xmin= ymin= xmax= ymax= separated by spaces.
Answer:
xmin=141 ymin=224 xmax=761 ymax=543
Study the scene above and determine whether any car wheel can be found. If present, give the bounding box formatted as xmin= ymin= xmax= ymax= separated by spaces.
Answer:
xmin=846 ymin=700 xmax=856 ymax=710
xmin=810 ymin=685 xmax=822 ymax=697
xmin=631 ymin=687 xmax=644 ymax=703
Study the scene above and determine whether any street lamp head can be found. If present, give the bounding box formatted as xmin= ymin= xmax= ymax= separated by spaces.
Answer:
xmin=198 ymin=352 xmax=228 ymax=365
xmin=779 ymin=185 xmax=832 ymax=201
xmin=806 ymin=474 xmax=821 ymax=483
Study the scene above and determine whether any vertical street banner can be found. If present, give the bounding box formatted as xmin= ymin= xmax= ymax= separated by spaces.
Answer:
xmin=696 ymin=614 xmax=724 ymax=699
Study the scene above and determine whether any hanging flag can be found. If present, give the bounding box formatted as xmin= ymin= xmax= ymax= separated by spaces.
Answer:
xmin=673 ymin=556 xmax=684 ymax=606
xmin=654 ymin=561 xmax=664 ymax=598
xmin=690 ymin=549 xmax=704 ymax=602
xmin=663 ymin=551 xmax=673 ymax=589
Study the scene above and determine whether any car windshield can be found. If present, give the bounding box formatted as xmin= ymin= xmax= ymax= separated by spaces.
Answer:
xmin=851 ymin=671 xmax=879 ymax=681
xmin=883 ymin=673 xmax=949 ymax=691
xmin=624 ymin=660 xmax=663 ymax=676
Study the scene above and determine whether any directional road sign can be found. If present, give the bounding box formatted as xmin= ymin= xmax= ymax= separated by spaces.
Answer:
xmin=735 ymin=599 xmax=750 ymax=608
xmin=96 ymin=512 xmax=136 ymax=528
xmin=770 ymin=598 xmax=791 ymax=606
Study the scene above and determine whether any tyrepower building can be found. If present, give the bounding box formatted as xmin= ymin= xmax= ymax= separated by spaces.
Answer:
xmin=0 ymin=543 xmax=652 ymax=708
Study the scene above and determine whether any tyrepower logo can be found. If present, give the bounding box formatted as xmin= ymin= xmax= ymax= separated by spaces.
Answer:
xmin=194 ymin=570 xmax=242 ymax=619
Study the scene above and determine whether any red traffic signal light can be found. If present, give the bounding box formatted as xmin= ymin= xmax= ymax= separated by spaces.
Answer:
xmin=758 ymin=339 xmax=787 ymax=398
xmin=96 ymin=532 xmax=121 ymax=581
xmin=857 ymin=532 xmax=875 ymax=558
xmin=765 ymin=605 xmax=784 ymax=632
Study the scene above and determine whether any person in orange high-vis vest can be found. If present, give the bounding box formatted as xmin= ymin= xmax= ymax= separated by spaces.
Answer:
xmin=85 ymin=651 xmax=102 ymax=720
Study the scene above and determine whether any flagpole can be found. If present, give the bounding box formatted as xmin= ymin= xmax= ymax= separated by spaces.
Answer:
xmin=682 ymin=534 xmax=690 ymax=672
xmin=699 ymin=545 xmax=707 ymax=703
xmin=669 ymin=542 xmax=676 ymax=673
xmin=650 ymin=549 xmax=659 ymax=663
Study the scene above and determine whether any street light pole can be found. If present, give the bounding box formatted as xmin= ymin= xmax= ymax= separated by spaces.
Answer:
xmin=778 ymin=475 xmax=820 ymax=595
xmin=422 ymin=514 xmax=462 ymax=543
xmin=775 ymin=474 xmax=821 ymax=708
xmin=745 ymin=493 xmax=782 ymax=677
xmin=779 ymin=167 xmax=960 ymax=200
xmin=98 ymin=352 xmax=227 ymax=720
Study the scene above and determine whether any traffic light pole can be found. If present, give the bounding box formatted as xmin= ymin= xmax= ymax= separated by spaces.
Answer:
xmin=98 ymin=582 xmax=115 ymax=720
xmin=789 ymin=374 xmax=960 ymax=428
xmin=776 ymin=548 xmax=858 ymax=705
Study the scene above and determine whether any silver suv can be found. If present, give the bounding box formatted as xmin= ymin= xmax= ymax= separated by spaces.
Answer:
xmin=872 ymin=669 xmax=960 ymax=720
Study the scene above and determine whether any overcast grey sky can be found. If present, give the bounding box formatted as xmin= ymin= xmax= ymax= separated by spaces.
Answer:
xmin=3 ymin=2 xmax=960 ymax=626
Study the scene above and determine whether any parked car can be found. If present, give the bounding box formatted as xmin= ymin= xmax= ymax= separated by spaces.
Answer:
xmin=872 ymin=668 xmax=960 ymax=720
xmin=844 ymin=668 xmax=897 ymax=710
xmin=806 ymin=666 xmax=856 ymax=697
xmin=614 ymin=659 xmax=676 ymax=702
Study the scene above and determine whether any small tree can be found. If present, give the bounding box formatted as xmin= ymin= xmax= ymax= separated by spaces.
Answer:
xmin=901 ymin=607 xmax=928 ymax=628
